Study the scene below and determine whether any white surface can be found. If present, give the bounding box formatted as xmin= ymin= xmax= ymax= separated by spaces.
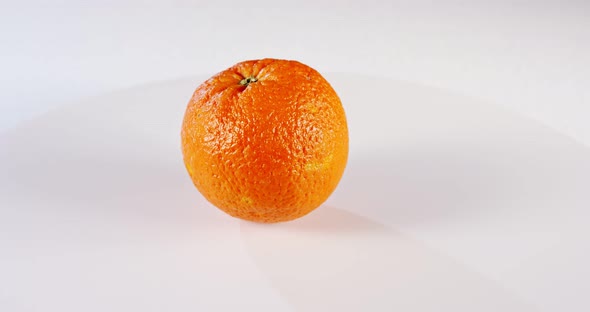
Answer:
xmin=1 ymin=2 xmax=590 ymax=145
xmin=1 ymin=74 xmax=589 ymax=311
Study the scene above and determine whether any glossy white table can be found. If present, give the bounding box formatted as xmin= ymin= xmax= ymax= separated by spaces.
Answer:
xmin=1 ymin=75 xmax=589 ymax=311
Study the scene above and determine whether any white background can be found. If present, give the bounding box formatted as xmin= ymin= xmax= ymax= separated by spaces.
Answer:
xmin=1 ymin=1 xmax=589 ymax=145
xmin=1 ymin=1 xmax=590 ymax=311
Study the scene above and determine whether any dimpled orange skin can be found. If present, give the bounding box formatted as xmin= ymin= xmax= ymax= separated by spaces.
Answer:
xmin=181 ymin=59 xmax=348 ymax=223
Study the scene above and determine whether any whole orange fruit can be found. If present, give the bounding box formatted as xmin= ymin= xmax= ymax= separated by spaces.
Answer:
xmin=181 ymin=59 xmax=348 ymax=223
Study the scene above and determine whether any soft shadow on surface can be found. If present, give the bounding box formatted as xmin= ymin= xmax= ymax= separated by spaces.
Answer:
xmin=331 ymin=148 xmax=513 ymax=226
xmin=240 ymin=207 xmax=538 ymax=312
xmin=330 ymin=73 xmax=590 ymax=229
xmin=0 ymin=78 xmax=225 ymax=241
xmin=0 ymin=130 xmax=217 ymax=226
xmin=329 ymin=137 xmax=590 ymax=228
xmin=245 ymin=205 xmax=384 ymax=234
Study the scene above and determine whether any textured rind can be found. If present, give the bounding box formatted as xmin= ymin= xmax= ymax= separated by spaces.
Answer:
xmin=181 ymin=59 xmax=348 ymax=223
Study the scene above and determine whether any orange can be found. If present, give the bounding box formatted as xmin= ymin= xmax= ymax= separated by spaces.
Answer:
xmin=181 ymin=59 xmax=348 ymax=223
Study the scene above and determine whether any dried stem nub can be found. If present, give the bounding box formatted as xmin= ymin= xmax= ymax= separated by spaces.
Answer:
xmin=239 ymin=76 xmax=258 ymax=86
